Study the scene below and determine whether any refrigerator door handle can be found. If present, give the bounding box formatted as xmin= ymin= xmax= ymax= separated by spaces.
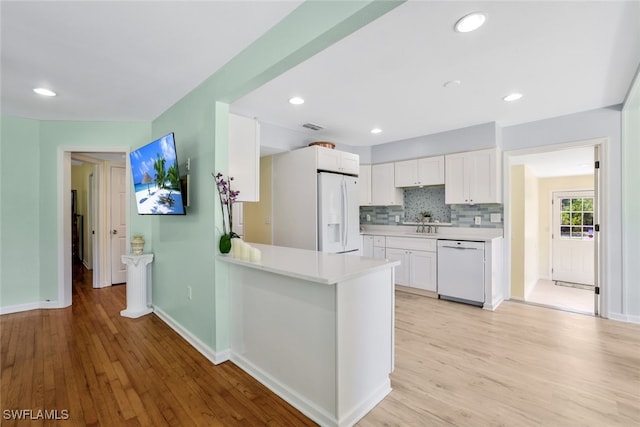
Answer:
xmin=342 ymin=179 xmax=348 ymax=248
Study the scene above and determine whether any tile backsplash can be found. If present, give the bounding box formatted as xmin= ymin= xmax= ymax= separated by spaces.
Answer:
xmin=360 ymin=185 xmax=503 ymax=228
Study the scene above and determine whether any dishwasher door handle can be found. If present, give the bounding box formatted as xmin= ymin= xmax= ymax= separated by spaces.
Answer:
xmin=442 ymin=246 xmax=480 ymax=250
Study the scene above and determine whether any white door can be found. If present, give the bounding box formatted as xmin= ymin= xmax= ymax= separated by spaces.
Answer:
xmin=552 ymin=191 xmax=595 ymax=285
xmin=110 ymin=166 xmax=127 ymax=284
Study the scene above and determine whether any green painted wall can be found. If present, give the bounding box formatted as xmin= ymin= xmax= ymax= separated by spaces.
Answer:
xmin=0 ymin=1 xmax=406 ymax=352
xmin=38 ymin=121 xmax=151 ymax=301
xmin=0 ymin=116 xmax=41 ymax=306
xmin=147 ymin=0 xmax=405 ymax=353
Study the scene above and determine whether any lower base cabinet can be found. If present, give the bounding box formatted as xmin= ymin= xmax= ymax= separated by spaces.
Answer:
xmin=385 ymin=237 xmax=437 ymax=292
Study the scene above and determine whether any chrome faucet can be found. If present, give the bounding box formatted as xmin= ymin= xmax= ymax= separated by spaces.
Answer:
xmin=416 ymin=217 xmax=438 ymax=234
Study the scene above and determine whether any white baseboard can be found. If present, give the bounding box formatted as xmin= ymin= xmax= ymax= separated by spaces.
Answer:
xmin=484 ymin=295 xmax=504 ymax=311
xmin=152 ymin=306 xmax=230 ymax=365
xmin=231 ymin=352 xmax=391 ymax=427
xmin=0 ymin=300 xmax=66 ymax=315
xmin=607 ymin=312 xmax=640 ymax=324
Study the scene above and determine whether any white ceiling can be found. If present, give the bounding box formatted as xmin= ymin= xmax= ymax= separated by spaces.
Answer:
xmin=510 ymin=146 xmax=594 ymax=178
xmin=0 ymin=1 xmax=302 ymax=121
xmin=232 ymin=0 xmax=640 ymax=146
xmin=1 ymin=1 xmax=639 ymax=150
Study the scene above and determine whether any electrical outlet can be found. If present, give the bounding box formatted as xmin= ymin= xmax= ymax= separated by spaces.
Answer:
xmin=366 ymin=214 xmax=371 ymax=222
xmin=395 ymin=215 xmax=400 ymax=223
xmin=265 ymin=216 xmax=271 ymax=224
xmin=187 ymin=286 xmax=192 ymax=300
xmin=474 ymin=216 xmax=482 ymax=225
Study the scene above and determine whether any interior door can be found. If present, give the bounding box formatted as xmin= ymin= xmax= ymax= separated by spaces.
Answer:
xmin=110 ymin=165 xmax=127 ymax=284
xmin=552 ymin=191 xmax=595 ymax=285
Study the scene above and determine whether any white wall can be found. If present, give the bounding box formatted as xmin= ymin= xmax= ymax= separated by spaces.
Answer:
xmin=622 ymin=71 xmax=640 ymax=322
xmin=371 ymin=122 xmax=498 ymax=164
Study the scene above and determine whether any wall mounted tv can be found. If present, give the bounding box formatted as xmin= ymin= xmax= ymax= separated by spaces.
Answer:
xmin=130 ymin=133 xmax=186 ymax=215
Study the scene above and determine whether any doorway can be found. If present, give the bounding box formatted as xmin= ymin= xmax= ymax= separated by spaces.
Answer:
xmin=507 ymin=142 xmax=602 ymax=315
xmin=59 ymin=148 xmax=129 ymax=308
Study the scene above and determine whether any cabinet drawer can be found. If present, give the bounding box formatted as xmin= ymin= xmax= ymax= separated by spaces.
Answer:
xmin=373 ymin=235 xmax=386 ymax=247
xmin=385 ymin=236 xmax=436 ymax=252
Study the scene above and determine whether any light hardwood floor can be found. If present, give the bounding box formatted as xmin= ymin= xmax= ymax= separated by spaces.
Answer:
xmin=2 ymin=267 xmax=639 ymax=426
xmin=360 ymin=292 xmax=640 ymax=427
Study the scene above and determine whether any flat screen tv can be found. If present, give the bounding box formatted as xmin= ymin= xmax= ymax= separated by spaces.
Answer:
xmin=130 ymin=133 xmax=186 ymax=215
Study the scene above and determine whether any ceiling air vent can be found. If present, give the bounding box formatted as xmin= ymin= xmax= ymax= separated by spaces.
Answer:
xmin=302 ymin=123 xmax=324 ymax=131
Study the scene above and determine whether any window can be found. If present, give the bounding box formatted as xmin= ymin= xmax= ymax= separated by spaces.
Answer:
xmin=560 ymin=197 xmax=594 ymax=240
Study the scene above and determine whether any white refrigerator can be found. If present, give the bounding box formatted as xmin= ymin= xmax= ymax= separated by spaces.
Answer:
xmin=317 ymin=172 xmax=360 ymax=254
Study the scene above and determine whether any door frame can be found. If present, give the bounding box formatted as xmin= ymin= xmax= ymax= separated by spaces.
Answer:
xmin=58 ymin=147 xmax=130 ymax=308
xmin=503 ymin=137 xmax=607 ymax=318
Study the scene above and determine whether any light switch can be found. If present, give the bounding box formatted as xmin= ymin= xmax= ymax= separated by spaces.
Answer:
xmin=490 ymin=213 xmax=501 ymax=223
xmin=366 ymin=214 xmax=371 ymax=222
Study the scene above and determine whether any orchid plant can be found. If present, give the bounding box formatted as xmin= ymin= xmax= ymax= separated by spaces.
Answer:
xmin=213 ymin=172 xmax=240 ymax=253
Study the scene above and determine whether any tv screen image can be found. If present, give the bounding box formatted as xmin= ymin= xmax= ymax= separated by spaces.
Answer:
xmin=130 ymin=133 xmax=186 ymax=215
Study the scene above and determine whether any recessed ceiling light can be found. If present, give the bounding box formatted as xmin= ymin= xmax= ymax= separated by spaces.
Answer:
xmin=289 ymin=97 xmax=304 ymax=105
xmin=503 ymin=93 xmax=523 ymax=102
xmin=33 ymin=87 xmax=56 ymax=97
xmin=371 ymin=128 xmax=382 ymax=134
xmin=444 ymin=80 xmax=461 ymax=88
xmin=454 ymin=12 xmax=486 ymax=33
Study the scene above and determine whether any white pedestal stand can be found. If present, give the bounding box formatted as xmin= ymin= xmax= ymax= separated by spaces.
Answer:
xmin=120 ymin=253 xmax=154 ymax=318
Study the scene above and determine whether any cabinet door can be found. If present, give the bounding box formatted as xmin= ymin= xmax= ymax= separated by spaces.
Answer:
xmin=386 ymin=248 xmax=409 ymax=285
xmin=363 ymin=235 xmax=374 ymax=258
xmin=410 ymin=250 xmax=437 ymax=292
xmin=317 ymin=147 xmax=342 ymax=173
xmin=229 ymin=114 xmax=260 ymax=201
xmin=372 ymin=163 xmax=404 ymax=206
xmin=359 ymin=165 xmax=372 ymax=206
xmin=418 ymin=156 xmax=445 ymax=186
xmin=373 ymin=246 xmax=386 ymax=260
xmin=394 ymin=160 xmax=418 ymax=187
xmin=340 ymin=151 xmax=359 ymax=175
xmin=445 ymin=153 xmax=468 ymax=204
xmin=469 ymin=148 xmax=500 ymax=204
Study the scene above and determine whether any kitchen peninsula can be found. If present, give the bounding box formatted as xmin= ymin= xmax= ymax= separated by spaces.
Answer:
xmin=219 ymin=243 xmax=399 ymax=427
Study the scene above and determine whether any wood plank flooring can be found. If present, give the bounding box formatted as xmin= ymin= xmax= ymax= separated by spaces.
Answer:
xmin=0 ymin=266 xmax=315 ymax=427
xmin=2 ymin=267 xmax=639 ymax=426
xmin=359 ymin=293 xmax=640 ymax=427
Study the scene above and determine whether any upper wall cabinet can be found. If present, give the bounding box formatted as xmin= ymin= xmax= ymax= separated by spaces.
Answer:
xmin=317 ymin=146 xmax=359 ymax=175
xmin=445 ymin=148 xmax=501 ymax=205
xmin=394 ymin=156 xmax=445 ymax=188
xmin=359 ymin=164 xmax=372 ymax=206
xmin=229 ymin=113 xmax=260 ymax=202
xmin=371 ymin=163 xmax=404 ymax=206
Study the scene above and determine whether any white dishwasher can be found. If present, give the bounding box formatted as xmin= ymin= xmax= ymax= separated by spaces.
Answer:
xmin=437 ymin=240 xmax=485 ymax=306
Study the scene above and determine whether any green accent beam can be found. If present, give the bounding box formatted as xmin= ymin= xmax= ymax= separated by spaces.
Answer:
xmin=210 ymin=0 xmax=406 ymax=103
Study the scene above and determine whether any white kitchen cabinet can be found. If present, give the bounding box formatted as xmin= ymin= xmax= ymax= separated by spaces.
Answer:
xmin=394 ymin=156 xmax=445 ymax=188
xmin=359 ymin=164 xmax=372 ymax=206
xmin=371 ymin=163 xmax=404 ymax=206
xmin=373 ymin=247 xmax=386 ymax=259
xmin=317 ymin=146 xmax=359 ymax=175
xmin=362 ymin=235 xmax=374 ymax=257
xmin=385 ymin=237 xmax=437 ymax=291
xmin=362 ymin=235 xmax=386 ymax=259
xmin=445 ymin=148 xmax=501 ymax=205
xmin=229 ymin=113 xmax=260 ymax=202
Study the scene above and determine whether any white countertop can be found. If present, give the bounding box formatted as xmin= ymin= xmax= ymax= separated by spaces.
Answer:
xmin=218 ymin=243 xmax=399 ymax=285
xmin=361 ymin=225 xmax=503 ymax=242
